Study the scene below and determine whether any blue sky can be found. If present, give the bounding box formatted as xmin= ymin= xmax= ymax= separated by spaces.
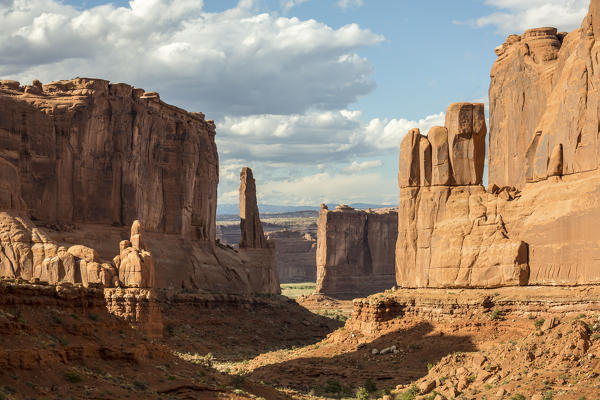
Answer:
xmin=0 ymin=0 xmax=590 ymax=206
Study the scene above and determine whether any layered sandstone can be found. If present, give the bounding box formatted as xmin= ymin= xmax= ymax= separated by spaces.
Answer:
xmin=237 ymin=167 xmax=281 ymax=294
xmin=396 ymin=103 xmax=529 ymax=288
xmin=397 ymin=1 xmax=600 ymax=288
xmin=317 ymin=205 xmax=397 ymax=298
xmin=267 ymin=230 xmax=317 ymax=283
xmin=0 ymin=78 xmax=279 ymax=294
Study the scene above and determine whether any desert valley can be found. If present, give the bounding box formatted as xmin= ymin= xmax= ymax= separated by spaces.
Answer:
xmin=2 ymin=1 xmax=600 ymax=400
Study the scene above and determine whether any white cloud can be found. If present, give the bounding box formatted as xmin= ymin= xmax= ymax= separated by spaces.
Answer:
xmin=0 ymin=0 xmax=383 ymax=117
xmin=343 ymin=160 xmax=383 ymax=172
xmin=217 ymin=109 xmax=445 ymax=165
xmin=475 ymin=0 xmax=589 ymax=33
xmin=281 ymin=0 xmax=308 ymax=13
xmin=257 ymin=171 xmax=397 ymax=206
xmin=338 ymin=0 xmax=363 ymax=11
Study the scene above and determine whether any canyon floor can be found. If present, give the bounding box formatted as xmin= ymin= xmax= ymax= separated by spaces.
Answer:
xmin=2 ymin=281 xmax=600 ymax=400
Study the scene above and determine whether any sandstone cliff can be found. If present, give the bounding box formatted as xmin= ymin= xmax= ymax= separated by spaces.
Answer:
xmin=397 ymin=0 xmax=600 ymax=288
xmin=267 ymin=230 xmax=317 ymax=283
xmin=0 ymin=78 xmax=279 ymax=294
xmin=396 ymin=103 xmax=529 ymax=288
xmin=317 ymin=205 xmax=397 ymax=298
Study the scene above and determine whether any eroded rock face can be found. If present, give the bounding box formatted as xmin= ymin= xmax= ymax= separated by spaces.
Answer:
xmin=114 ymin=220 xmax=156 ymax=288
xmin=236 ymin=167 xmax=280 ymax=294
xmin=239 ymin=167 xmax=267 ymax=249
xmin=488 ymin=13 xmax=600 ymax=188
xmin=317 ymin=205 xmax=397 ymax=298
xmin=0 ymin=211 xmax=117 ymax=287
xmin=396 ymin=103 xmax=529 ymax=288
xmin=267 ymin=230 xmax=316 ymax=283
xmin=0 ymin=78 xmax=279 ymax=294
xmin=0 ymin=78 xmax=218 ymax=241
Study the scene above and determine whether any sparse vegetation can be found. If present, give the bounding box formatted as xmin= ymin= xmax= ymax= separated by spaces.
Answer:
xmin=511 ymin=394 xmax=526 ymax=400
xmin=280 ymin=282 xmax=317 ymax=299
xmin=490 ymin=309 xmax=502 ymax=320
xmin=535 ymin=318 xmax=545 ymax=329
xmin=355 ymin=386 xmax=369 ymax=400
xmin=64 ymin=371 xmax=82 ymax=383
xmin=398 ymin=384 xmax=419 ymax=400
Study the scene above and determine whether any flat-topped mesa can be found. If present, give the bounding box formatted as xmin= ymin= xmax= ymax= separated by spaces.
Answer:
xmin=239 ymin=167 xmax=268 ymax=249
xmin=399 ymin=103 xmax=486 ymax=189
xmin=0 ymin=77 xmax=218 ymax=241
xmin=317 ymin=206 xmax=397 ymax=299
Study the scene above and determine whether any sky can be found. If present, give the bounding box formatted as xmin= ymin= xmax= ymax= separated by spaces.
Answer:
xmin=0 ymin=0 xmax=590 ymax=206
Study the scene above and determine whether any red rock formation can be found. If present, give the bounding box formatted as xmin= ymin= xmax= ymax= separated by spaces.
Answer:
xmin=0 ymin=78 xmax=218 ymax=240
xmin=317 ymin=205 xmax=397 ymax=298
xmin=237 ymin=167 xmax=280 ymax=294
xmin=0 ymin=78 xmax=279 ymax=294
xmin=396 ymin=103 xmax=529 ymax=288
xmin=267 ymin=230 xmax=317 ymax=283
xmin=114 ymin=220 xmax=156 ymax=288
xmin=397 ymin=0 xmax=600 ymax=288
xmin=239 ymin=167 xmax=268 ymax=249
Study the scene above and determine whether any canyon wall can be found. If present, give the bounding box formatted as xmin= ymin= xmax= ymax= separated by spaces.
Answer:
xmin=0 ymin=78 xmax=279 ymax=294
xmin=317 ymin=205 xmax=397 ymax=298
xmin=396 ymin=103 xmax=529 ymax=288
xmin=396 ymin=0 xmax=600 ymax=288
xmin=267 ymin=230 xmax=316 ymax=283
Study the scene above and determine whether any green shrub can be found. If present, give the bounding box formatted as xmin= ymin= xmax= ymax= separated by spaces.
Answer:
xmin=511 ymin=395 xmax=526 ymax=400
xmin=64 ymin=371 xmax=82 ymax=383
xmin=398 ymin=384 xmax=419 ymax=400
xmin=535 ymin=318 xmax=545 ymax=329
xmin=491 ymin=309 xmax=502 ymax=320
xmin=364 ymin=378 xmax=377 ymax=393
xmin=355 ymin=386 xmax=369 ymax=400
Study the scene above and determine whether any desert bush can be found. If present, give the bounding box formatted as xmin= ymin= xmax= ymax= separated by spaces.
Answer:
xmin=397 ymin=384 xmax=419 ymax=400
xmin=490 ymin=309 xmax=502 ymax=320
xmin=511 ymin=395 xmax=526 ymax=400
xmin=64 ymin=371 xmax=82 ymax=383
xmin=355 ymin=387 xmax=369 ymax=400
xmin=364 ymin=378 xmax=377 ymax=393
xmin=534 ymin=318 xmax=545 ymax=329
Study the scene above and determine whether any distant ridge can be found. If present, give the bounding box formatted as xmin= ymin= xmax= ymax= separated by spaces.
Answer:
xmin=217 ymin=203 xmax=395 ymax=216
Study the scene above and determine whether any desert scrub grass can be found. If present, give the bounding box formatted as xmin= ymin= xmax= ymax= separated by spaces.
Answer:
xmin=398 ymin=384 xmax=419 ymax=400
xmin=535 ymin=318 xmax=545 ymax=329
xmin=174 ymin=352 xmax=215 ymax=368
xmin=490 ymin=309 xmax=502 ymax=321
xmin=355 ymin=386 xmax=369 ymax=400
xmin=364 ymin=378 xmax=377 ymax=393
xmin=64 ymin=371 xmax=82 ymax=383
xmin=511 ymin=395 xmax=526 ymax=400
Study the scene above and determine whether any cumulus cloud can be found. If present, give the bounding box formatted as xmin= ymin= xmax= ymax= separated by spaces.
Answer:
xmin=338 ymin=0 xmax=363 ymax=11
xmin=281 ymin=0 xmax=308 ymax=13
xmin=255 ymin=171 xmax=397 ymax=206
xmin=475 ymin=0 xmax=589 ymax=33
xmin=0 ymin=0 xmax=383 ymax=117
xmin=343 ymin=160 xmax=383 ymax=172
xmin=216 ymin=110 xmax=445 ymax=165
